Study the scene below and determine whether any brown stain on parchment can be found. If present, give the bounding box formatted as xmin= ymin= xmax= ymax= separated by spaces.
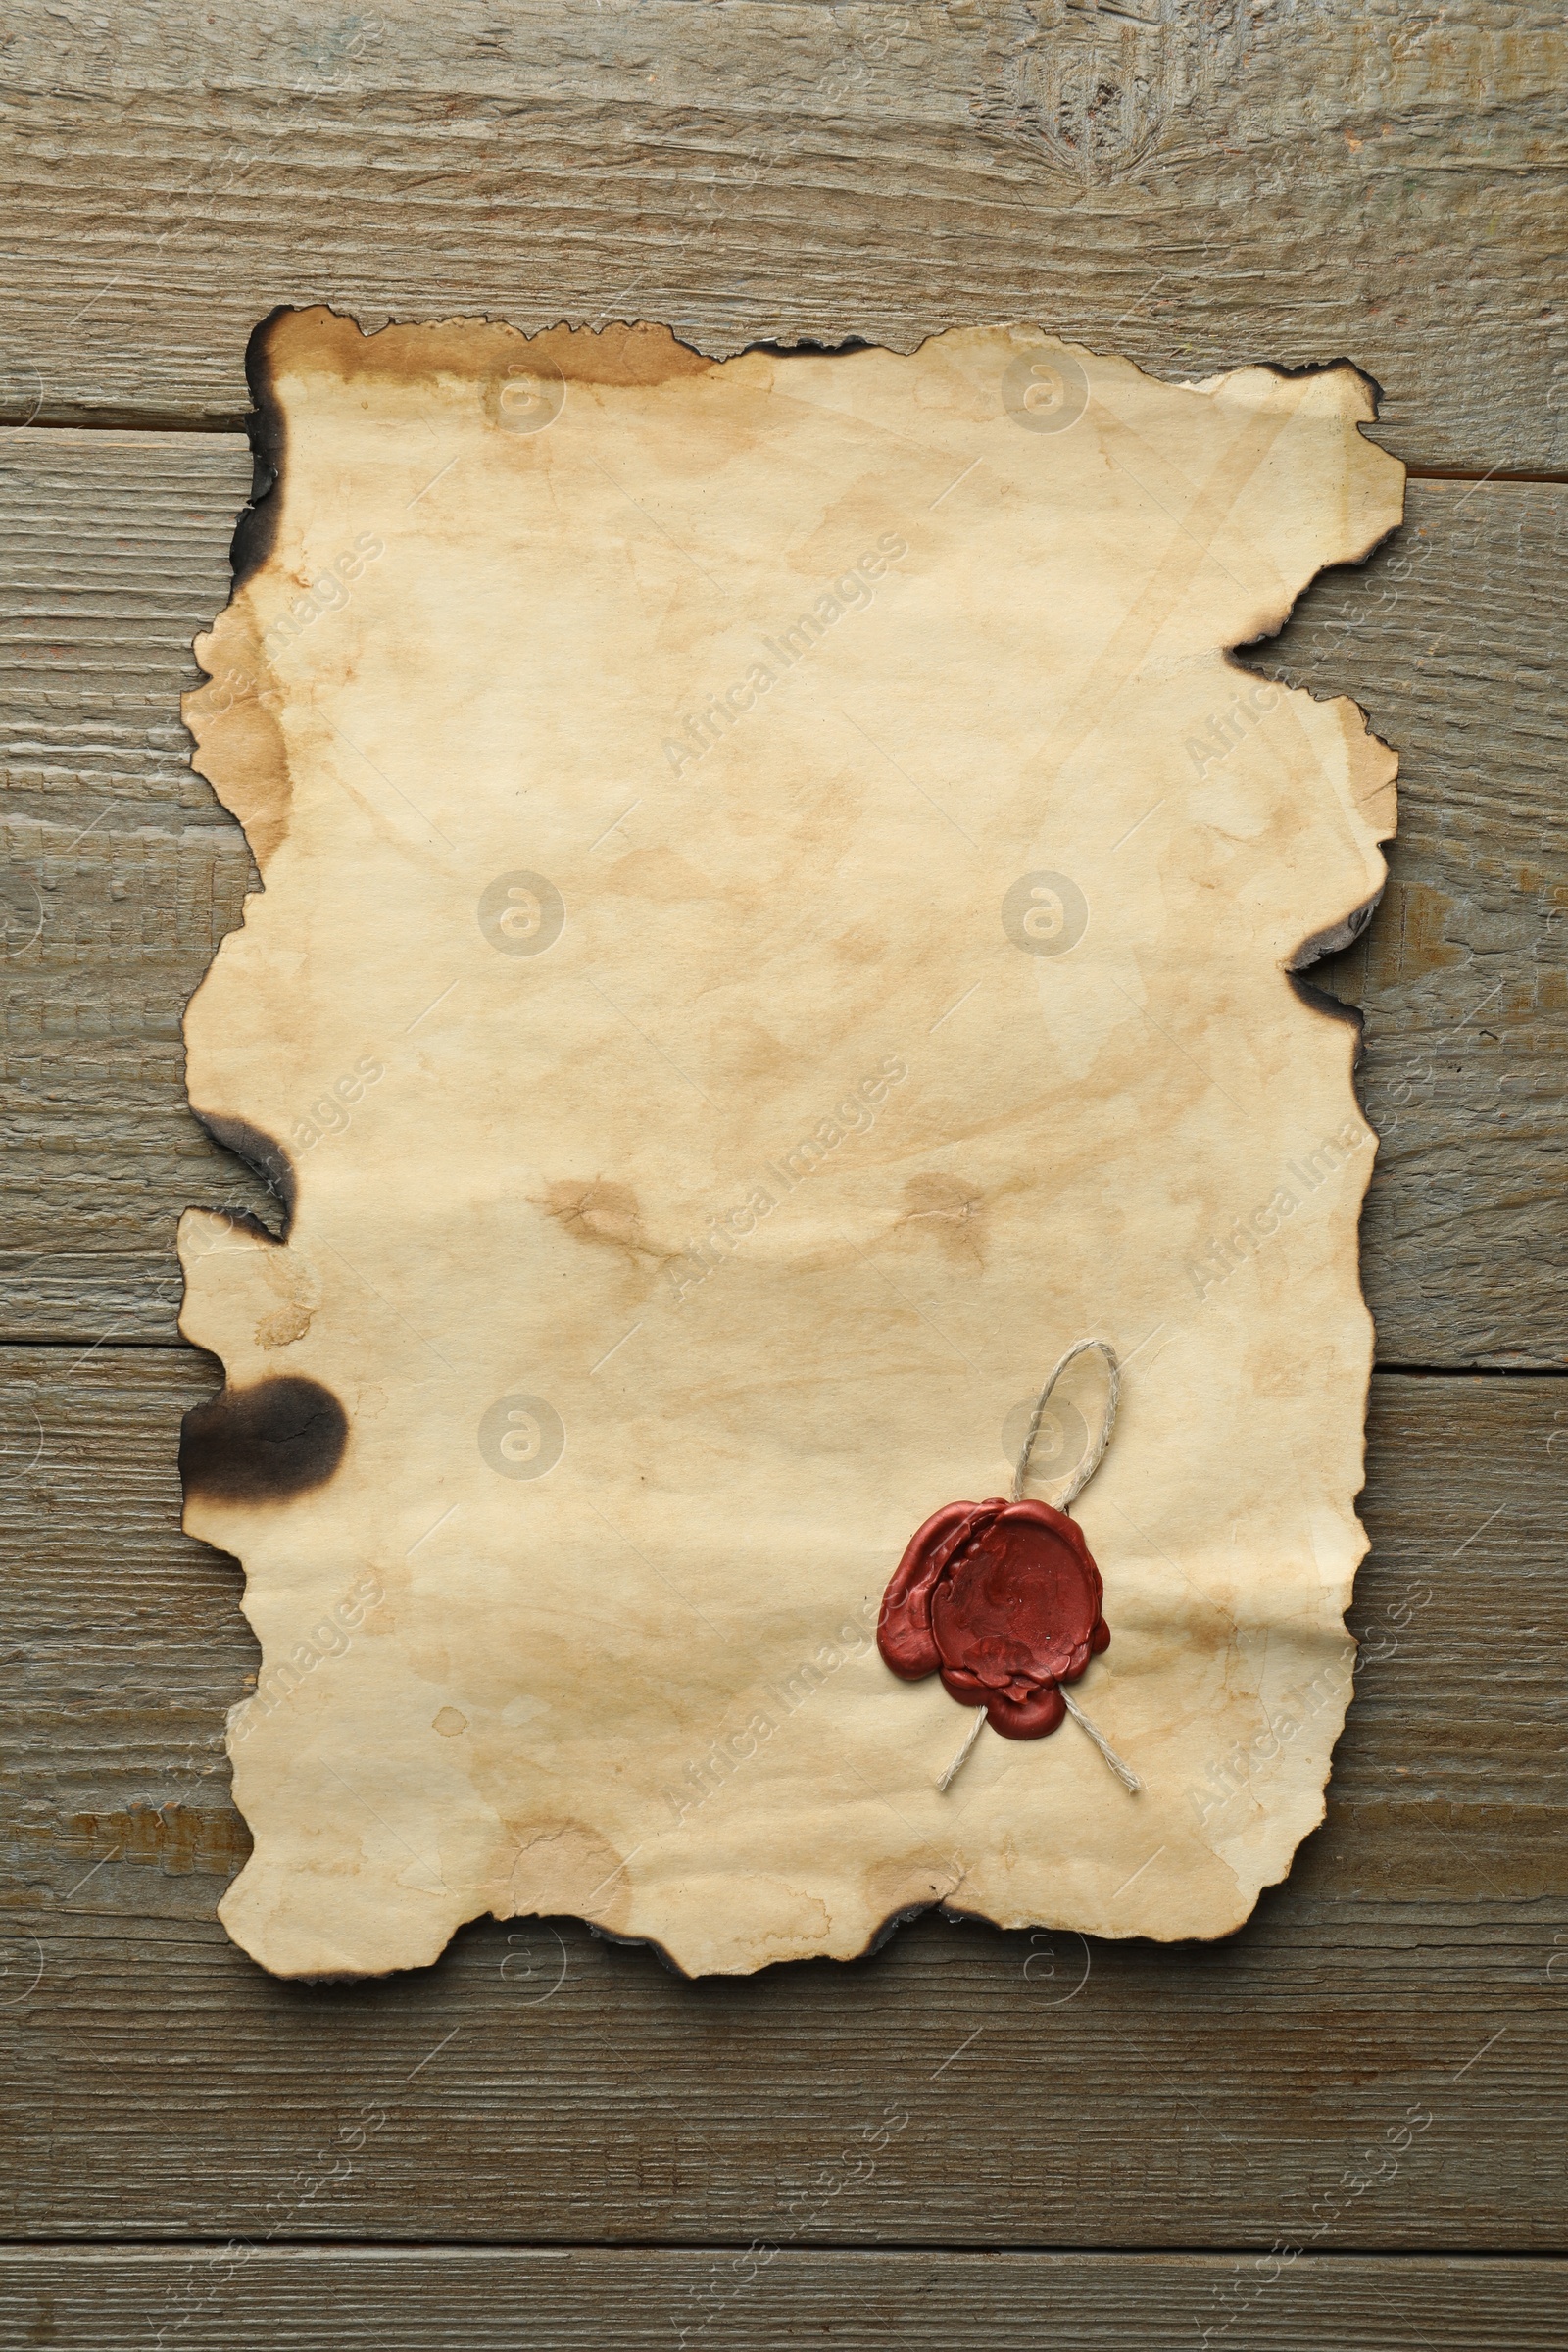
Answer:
xmin=252 ymin=1245 xmax=318 ymax=1349
xmin=599 ymin=847 xmax=718 ymax=903
xmin=785 ymin=478 xmax=929 ymax=577
xmin=254 ymin=305 xmax=714 ymax=400
xmin=832 ymin=920 xmax=891 ymax=970
xmin=538 ymin=1179 xmax=656 ymax=1264
xmin=706 ymin=1018 xmax=796 ymax=1094
xmin=861 ymin=1853 xmax=967 ymax=1926
xmin=185 ymin=605 xmax=294 ymax=873
xmin=503 ymin=1821 xmax=633 ymax=1935
xmin=895 ymin=1173 xmax=987 ymax=1266
xmin=255 ymin=1301 xmax=312 ymax=1349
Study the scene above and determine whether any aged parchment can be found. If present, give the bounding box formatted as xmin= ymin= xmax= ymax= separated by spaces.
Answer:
xmin=180 ymin=311 xmax=1400 ymax=1979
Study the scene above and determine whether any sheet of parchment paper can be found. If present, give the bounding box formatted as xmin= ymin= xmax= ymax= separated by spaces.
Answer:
xmin=179 ymin=311 xmax=1400 ymax=1979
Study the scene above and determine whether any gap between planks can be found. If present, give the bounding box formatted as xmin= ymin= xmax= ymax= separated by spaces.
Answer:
xmin=0 ymin=2238 xmax=1563 ymax=2258
xmin=3 ymin=1338 xmax=1561 ymax=1376
xmin=2 ymin=418 xmax=1566 ymax=491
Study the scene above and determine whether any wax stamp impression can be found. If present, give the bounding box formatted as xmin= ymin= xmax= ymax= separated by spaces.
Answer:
xmin=880 ymin=1497 xmax=1110 ymax=1739
xmin=880 ymin=1339 xmax=1138 ymax=1791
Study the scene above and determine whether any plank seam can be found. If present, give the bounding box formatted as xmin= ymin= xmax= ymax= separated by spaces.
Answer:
xmin=3 ymin=425 xmax=1565 ymax=490
xmin=2 ymin=1337 xmax=1562 ymax=1377
xmin=0 ymin=2239 xmax=1563 ymax=2260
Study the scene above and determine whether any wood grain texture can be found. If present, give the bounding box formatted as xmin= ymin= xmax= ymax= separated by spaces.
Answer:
xmin=0 ymin=428 xmax=274 ymax=1348
xmin=1 ymin=2 xmax=1564 ymax=469
xmin=0 ymin=2250 xmax=1563 ymax=2351
xmin=1 ymin=1356 xmax=1563 ymax=2244
xmin=1255 ymin=478 xmax=1568 ymax=1367
xmin=2 ymin=431 xmax=1561 ymax=1360
xmin=0 ymin=0 xmax=1560 ymax=2313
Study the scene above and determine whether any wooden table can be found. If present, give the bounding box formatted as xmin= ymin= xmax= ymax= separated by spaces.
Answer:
xmin=1 ymin=6 xmax=1563 ymax=2344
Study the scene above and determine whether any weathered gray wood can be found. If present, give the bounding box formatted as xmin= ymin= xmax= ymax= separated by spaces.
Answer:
xmin=0 ymin=2 xmax=1564 ymax=470
xmin=0 ymin=2250 xmax=1562 ymax=2351
xmin=2 ymin=429 xmax=1561 ymax=1360
xmin=1 ymin=0 xmax=1560 ymax=2300
xmin=1256 ymin=479 xmax=1568 ymax=1368
xmin=5 ymin=1355 xmax=1561 ymax=1893
xmin=0 ymin=427 xmax=275 ymax=1348
xmin=1 ymin=1358 xmax=1563 ymax=2244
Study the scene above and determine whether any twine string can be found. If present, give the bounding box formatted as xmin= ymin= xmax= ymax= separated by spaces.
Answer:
xmin=937 ymin=1707 xmax=988 ymax=1794
xmin=1013 ymin=1335 xmax=1122 ymax=1506
xmin=1060 ymin=1688 xmax=1141 ymax=1793
xmin=939 ymin=1336 xmax=1140 ymax=1796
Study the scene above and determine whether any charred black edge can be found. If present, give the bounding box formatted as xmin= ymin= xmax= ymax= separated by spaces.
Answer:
xmin=585 ymin=1920 xmax=692 ymax=1976
xmin=1287 ymin=969 xmax=1367 ymax=1050
xmin=742 ymin=333 xmax=878 ymax=360
xmin=191 ymin=314 xmax=298 ymax=1233
xmin=286 ymin=1906 xmax=949 ymax=1989
xmin=1289 ymin=890 xmax=1384 ymax=974
xmin=199 ymin=1207 xmax=284 ymax=1250
xmin=1242 ymin=352 xmax=1386 ymax=412
xmin=865 ymin=1900 xmax=939 ymax=1955
xmin=190 ymin=1108 xmax=296 ymax=1230
xmin=180 ymin=1373 xmax=349 ymax=1506
xmin=229 ymin=305 xmax=295 ymax=590
xmin=586 ymin=1903 xmax=937 ymax=1980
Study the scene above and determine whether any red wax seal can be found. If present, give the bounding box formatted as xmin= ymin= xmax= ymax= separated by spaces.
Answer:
xmin=878 ymin=1498 xmax=1110 ymax=1740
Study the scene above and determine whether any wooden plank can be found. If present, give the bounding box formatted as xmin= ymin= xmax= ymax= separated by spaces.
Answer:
xmin=5 ymin=1354 xmax=1561 ymax=1895
xmin=1256 ymin=479 xmax=1568 ymax=1367
xmin=2 ymin=431 xmax=1562 ymax=1360
xmin=0 ymin=427 xmax=276 ymax=1346
xmin=0 ymin=2250 xmax=1562 ymax=2351
xmin=1 ymin=1358 xmax=1563 ymax=2244
xmin=0 ymin=2 xmax=1564 ymax=469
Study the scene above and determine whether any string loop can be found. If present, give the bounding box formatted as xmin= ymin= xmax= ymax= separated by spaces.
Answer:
xmin=1012 ymin=1336 xmax=1120 ymax=1508
xmin=938 ymin=1336 xmax=1139 ymax=1796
